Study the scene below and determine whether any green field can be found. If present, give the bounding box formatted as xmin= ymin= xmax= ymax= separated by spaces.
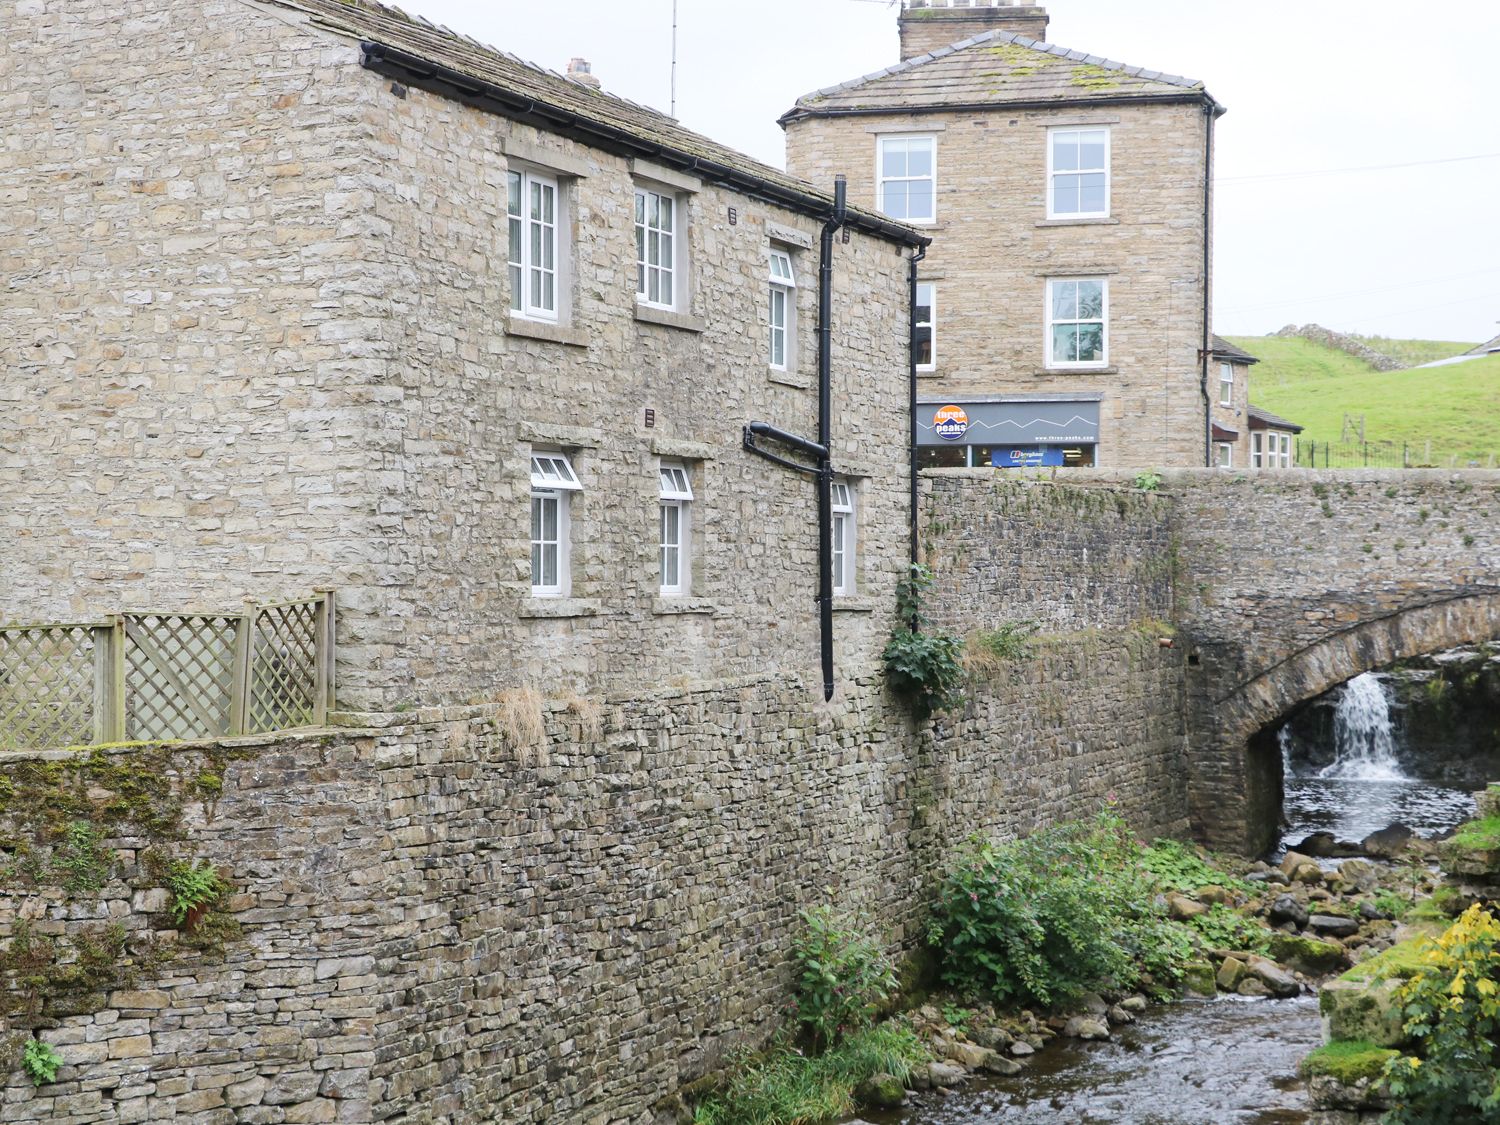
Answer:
xmin=1224 ymin=336 xmax=1500 ymax=466
xmin=1347 ymin=336 xmax=1477 ymax=368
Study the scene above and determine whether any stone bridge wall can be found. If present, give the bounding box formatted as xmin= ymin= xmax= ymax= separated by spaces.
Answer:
xmin=0 ymin=475 xmax=1189 ymax=1123
xmin=1168 ymin=468 xmax=1500 ymax=852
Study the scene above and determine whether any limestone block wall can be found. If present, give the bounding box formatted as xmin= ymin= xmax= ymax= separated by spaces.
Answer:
xmin=0 ymin=475 xmax=1194 ymax=1124
xmin=785 ymin=102 xmax=1211 ymax=468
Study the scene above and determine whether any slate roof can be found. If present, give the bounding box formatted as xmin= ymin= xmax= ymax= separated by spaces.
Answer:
xmin=782 ymin=29 xmax=1215 ymax=122
xmin=260 ymin=0 xmax=927 ymax=246
xmin=1248 ymin=405 xmax=1304 ymax=433
xmin=1211 ymin=336 xmax=1260 ymax=365
xmin=1464 ymin=332 xmax=1500 ymax=357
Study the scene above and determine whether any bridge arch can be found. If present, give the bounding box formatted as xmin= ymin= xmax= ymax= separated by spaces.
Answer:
xmin=1189 ymin=591 xmax=1500 ymax=855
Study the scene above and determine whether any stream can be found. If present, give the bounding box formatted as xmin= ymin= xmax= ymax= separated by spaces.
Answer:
xmin=870 ymin=670 xmax=1481 ymax=1125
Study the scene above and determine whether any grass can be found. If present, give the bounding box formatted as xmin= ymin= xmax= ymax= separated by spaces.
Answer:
xmin=1224 ymin=336 xmax=1500 ymax=464
xmin=1447 ymin=815 xmax=1500 ymax=851
xmin=692 ymin=1023 xmax=928 ymax=1125
xmin=1347 ymin=335 xmax=1477 ymax=368
xmin=1300 ymin=1039 xmax=1399 ymax=1085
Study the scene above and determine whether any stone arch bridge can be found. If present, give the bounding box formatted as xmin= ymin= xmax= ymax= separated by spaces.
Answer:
xmin=1167 ymin=470 xmax=1500 ymax=854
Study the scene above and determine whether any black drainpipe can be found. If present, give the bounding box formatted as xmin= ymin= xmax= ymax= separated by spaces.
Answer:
xmin=1200 ymin=97 xmax=1216 ymax=467
xmin=816 ymin=176 xmax=848 ymax=702
xmin=907 ymin=243 xmax=928 ymax=629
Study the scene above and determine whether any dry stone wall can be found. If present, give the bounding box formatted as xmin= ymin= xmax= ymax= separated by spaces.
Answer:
xmin=0 ymin=476 xmax=1192 ymax=1124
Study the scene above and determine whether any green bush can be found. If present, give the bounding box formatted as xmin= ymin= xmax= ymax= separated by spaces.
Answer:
xmin=1187 ymin=904 xmax=1270 ymax=954
xmin=792 ymin=907 xmax=896 ymax=1051
xmin=22 ymin=1038 xmax=62 ymax=1086
xmin=692 ymin=1023 xmax=926 ymax=1125
xmin=1382 ymin=905 xmax=1500 ymax=1122
xmin=928 ymin=811 xmax=1186 ymax=1008
xmin=1138 ymin=838 xmax=1252 ymax=895
xmin=166 ymin=859 xmax=224 ymax=926
xmin=882 ymin=564 xmax=964 ymax=720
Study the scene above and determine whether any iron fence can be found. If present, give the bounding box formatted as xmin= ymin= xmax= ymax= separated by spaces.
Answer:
xmin=0 ymin=592 xmax=334 ymax=751
xmin=1295 ymin=441 xmax=1499 ymax=470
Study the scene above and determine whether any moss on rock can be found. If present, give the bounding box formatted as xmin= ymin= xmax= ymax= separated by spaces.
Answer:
xmin=1300 ymin=1039 xmax=1399 ymax=1085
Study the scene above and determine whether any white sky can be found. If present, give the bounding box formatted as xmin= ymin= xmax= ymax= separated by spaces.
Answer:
xmin=395 ymin=0 xmax=1500 ymax=343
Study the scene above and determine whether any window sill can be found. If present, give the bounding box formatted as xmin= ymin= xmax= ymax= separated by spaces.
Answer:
xmin=504 ymin=314 xmax=589 ymax=348
xmin=518 ymin=597 xmax=600 ymax=619
xmin=635 ymin=304 xmax=706 ymax=333
xmin=652 ymin=597 xmax=717 ymax=616
xmin=1034 ymin=365 xmax=1118 ymax=376
xmin=915 ymin=369 xmax=940 ymax=379
xmin=832 ymin=596 xmax=876 ymax=614
xmin=769 ymin=369 xmax=812 ymax=390
xmin=1037 ymin=216 xmax=1120 ymax=227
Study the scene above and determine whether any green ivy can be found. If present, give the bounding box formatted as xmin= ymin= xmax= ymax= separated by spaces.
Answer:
xmin=882 ymin=564 xmax=964 ymax=721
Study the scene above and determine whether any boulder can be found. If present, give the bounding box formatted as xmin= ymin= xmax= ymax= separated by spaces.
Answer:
xmin=1216 ymin=956 xmax=1248 ymax=992
xmin=1062 ymin=1016 xmax=1109 ymax=1040
xmin=1295 ymin=832 xmax=1364 ymax=858
xmin=1119 ymin=995 xmax=1148 ymax=1013
xmin=1107 ymin=1004 xmax=1134 ymax=1025
xmin=1197 ymin=884 xmax=1234 ymax=906
xmin=1009 ymin=1040 xmax=1035 ymax=1057
xmin=981 ymin=1054 xmax=1024 ymax=1076
xmin=1268 ymin=933 xmax=1350 ymax=975
xmin=1167 ymin=893 xmax=1208 ymax=921
xmin=1309 ymin=914 xmax=1360 ymax=939
xmin=855 ymin=1073 xmax=905 ymax=1109
xmin=1319 ymin=977 xmax=1406 ymax=1047
xmin=1247 ymin=956 xmax=1302 ymax=998
xmin=972 ymin=1025 xmax=1012 ymax=1051
xmin=1362 ymin=824 xmax=1414 ymax=859
xmin=1236 ymin=977 xmax=1270 ymax=997
xmin=1182 ymin=961 xmax=1217 ymax=997
xmin=1269 ymin=894 xmax=1309 ymax=928
xmin=927 ymin=1061 xmax=968 ymax=1089
xmin=1290 ymin=862 xmax=1325 ymax=885
xmin=1280 ymin=850 xmax=1314 ymax=876
xmin=1337 ymin=859 xmax=1381 ymax=892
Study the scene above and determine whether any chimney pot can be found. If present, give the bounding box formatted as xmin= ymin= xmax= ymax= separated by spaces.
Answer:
xmin=566 ymin=57 xmax=602 ymax=89
xmin=898 ymin=0 xmax=1049 ymax=61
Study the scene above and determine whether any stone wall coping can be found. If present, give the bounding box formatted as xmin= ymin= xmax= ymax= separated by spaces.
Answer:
xmin=0 ymin=726 xmax=366 ymax=760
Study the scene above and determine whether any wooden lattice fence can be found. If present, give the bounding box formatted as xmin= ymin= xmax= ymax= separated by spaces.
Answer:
xmin=0 ymin=593 xmax=334 ymax=751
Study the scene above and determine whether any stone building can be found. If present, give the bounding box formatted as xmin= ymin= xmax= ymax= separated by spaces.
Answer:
xmin=1210 ymin=335 xmax=1256 ymax=468
xmin=782 ymin=0 xmax=1226 ymax=470
xmin=1 ymin=0 xmax=927 ymax=712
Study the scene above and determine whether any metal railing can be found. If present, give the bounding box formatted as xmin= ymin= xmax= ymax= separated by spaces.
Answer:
xmin=1295 ymin=441 xmax=1499 ymax=470
xmin=0 ymin=592 xmax=334 ymax=751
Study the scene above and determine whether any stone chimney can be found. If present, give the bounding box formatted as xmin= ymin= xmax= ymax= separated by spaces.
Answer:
xmin=565 ymin=57 xmax=601 ymax=89
xmin=898 ymin=0 xmax=1049 ymax=61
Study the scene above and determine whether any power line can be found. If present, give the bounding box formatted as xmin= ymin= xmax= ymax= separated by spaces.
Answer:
xmin=1218 ymin=151 xmax=1500 ymax=184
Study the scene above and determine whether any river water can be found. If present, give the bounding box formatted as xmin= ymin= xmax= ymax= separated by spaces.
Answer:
xmin=869 ymin=671 xmax=1477 ymax=1125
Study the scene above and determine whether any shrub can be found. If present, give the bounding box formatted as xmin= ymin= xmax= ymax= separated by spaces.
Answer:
xmin=1381 ymin=904 xmax=1500 ymax=1123
xmin=165 ymin=859 xmax=224 ymax=927
xmin=882 ymin=564 xmax=964 ymax=720
xmin=22 ymin=1038 xmax=62 ymax=1086
xmin=928 ymin=811 xmax=1185 ymax=1008
xmin=792 ymin=907 xmax=896 ymax=1051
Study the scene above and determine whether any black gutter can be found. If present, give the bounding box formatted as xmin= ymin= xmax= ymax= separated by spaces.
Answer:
xmin=907 ymin=242 xmax=927 ymax=627
xmin=816 ymin=176 xmax=848 ymax=703
xmin=779 ymin=91 xmax=1224 ymax=129
xmin=360 ymin=41 xmax=930 ymax=251
xmin=1199 ymin=99 xmax=1216 ymax=467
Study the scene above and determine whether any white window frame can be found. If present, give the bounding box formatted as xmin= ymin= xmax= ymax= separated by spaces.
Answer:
xmin=1250 ymin=431 xmax=1264 ymax=469
xmin=1219 ymin=361 xmax=1234 ymax=407
xmin=529 ymin=452 xmax=581 ymax=597
xmin=658 ymin=461 xmax=694 ymax=596
xmin=768 ymin=248 xmax=796 ymax=371
xmin=508 ymin=169 xmax=560 ymax=322
xmin=876 ymin=135 xmax=937 ymax=224
xmin=1047 ymin=126 xmax=1111 ymax=220
xmin=915 ymin=282 xmax=936 ymax=372
xmin=1214 ymin=442 xmax=1233 ymax=470
xmin=635 ymin=186 xmax=680 ymax=310
xmin=830 ymin=480 xmax=855 ymax=596
xmin=1045 ymin=278 xmax=1108 ymax=369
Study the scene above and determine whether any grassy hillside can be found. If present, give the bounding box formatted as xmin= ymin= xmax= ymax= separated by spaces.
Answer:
xmin=1225 ymin=336 xmax=1500 ymax=465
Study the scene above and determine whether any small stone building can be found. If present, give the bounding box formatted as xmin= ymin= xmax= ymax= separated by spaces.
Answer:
xmin=782 ymin=0 xmax=1226 ymax=469
xmin=1 ymin=0 xmax=926 ymax=712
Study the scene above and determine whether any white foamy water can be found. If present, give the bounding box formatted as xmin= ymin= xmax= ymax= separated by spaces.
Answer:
xmin=1317 ymin=672 xmax=1404 ymax=781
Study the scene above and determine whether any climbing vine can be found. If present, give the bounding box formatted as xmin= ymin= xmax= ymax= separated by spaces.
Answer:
xmin=882 ymin=564 xmax=965 ymax=721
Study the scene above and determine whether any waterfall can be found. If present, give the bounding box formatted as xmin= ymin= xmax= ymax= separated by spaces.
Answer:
xmin=1317 ymin=672 xmax=1406 ymax=781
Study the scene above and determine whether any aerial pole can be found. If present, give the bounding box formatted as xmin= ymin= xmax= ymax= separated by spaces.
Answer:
xmin=670 ymin=0 xmax=678 ymax=117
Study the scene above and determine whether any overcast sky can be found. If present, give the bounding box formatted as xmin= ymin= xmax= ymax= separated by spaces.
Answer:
xmin=396 ymin=0 xmax=1500 ymax=344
